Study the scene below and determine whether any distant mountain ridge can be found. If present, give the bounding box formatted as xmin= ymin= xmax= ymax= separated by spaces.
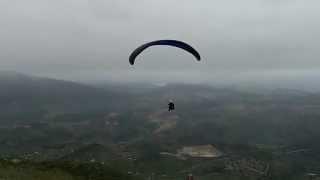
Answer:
xmin=0 ymin=72 xmax=123 ymax=115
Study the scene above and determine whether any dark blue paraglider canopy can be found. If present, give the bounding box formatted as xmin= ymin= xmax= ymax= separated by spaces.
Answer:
xmin=129 ymin=40 xmax=201 ymax=65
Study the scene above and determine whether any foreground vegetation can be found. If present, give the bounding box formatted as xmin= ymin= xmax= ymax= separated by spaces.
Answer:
xmin=0 ymin=159 xmax=136 ymax=180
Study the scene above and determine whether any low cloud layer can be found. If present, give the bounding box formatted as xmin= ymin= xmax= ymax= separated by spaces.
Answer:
xmin=1 ymin=0 xmax=320 ymax=84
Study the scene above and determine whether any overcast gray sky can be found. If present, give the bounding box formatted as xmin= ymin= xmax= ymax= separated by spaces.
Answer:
xmin=1 ymin=0 xmax=320 ymax=84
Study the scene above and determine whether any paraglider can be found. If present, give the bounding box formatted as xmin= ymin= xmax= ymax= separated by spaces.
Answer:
xmin=129 ymin=39 xmax=201 ymax=112
xmin=129 ymin=40 xmax=201 ymax=65
xmin=168 ymin=100 xmax=175 ymax=112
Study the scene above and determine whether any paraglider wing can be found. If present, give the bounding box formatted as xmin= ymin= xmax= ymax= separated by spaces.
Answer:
xmin=129 ymin=40 xmax=201 ymax=65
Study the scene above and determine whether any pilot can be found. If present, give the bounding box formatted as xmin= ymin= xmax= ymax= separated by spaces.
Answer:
xmin=168 ymin=100 xmax=175 ymax=112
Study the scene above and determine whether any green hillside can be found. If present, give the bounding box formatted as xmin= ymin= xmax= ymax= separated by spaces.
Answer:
xmin=1 ymin=73 xmax=320 ymax=179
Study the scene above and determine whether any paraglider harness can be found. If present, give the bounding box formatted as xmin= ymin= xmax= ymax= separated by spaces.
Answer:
xmin=168 ymin=102 xmax=175 ymax=111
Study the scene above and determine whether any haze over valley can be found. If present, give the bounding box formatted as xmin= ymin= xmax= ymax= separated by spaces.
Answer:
xmin=1 ymin=72 xmax=320 ymax=179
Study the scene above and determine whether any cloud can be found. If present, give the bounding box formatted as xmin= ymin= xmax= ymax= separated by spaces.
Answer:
xmin=0 ymin=0 xmax=320 ymax=84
